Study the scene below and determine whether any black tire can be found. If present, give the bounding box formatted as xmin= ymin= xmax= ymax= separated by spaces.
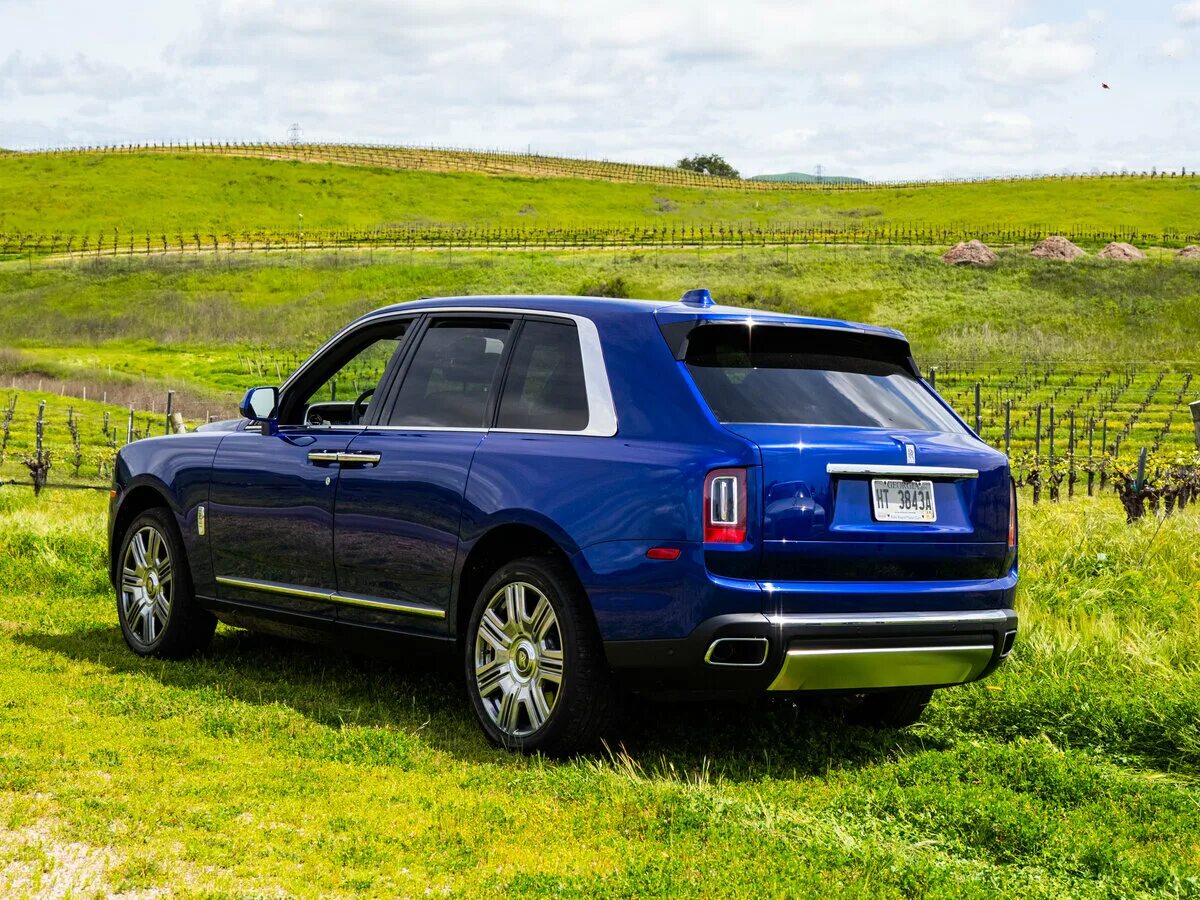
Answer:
xmin=116 ymin=507 xmax=216 ymax=659
xmin=847 ymin=686 xmax=934 ymax=729
xmin=464 ymin=556 xmax=617 ymax=756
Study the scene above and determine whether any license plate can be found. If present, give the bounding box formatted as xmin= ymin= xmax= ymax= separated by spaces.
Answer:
xmin=871 ymin=479 xmax=936 ymax=522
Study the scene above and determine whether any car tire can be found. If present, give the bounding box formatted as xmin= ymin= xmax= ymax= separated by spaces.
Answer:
xmin=847 ymin=686 xmax=934 ymax=729
xmin=116 ymin=507 xmax=216 ymax=659
xmin=464 ymin=556 xmax=617 ymax=756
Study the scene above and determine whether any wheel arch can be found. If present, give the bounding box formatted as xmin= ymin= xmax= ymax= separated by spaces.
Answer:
xmin=109 ymin=478 xmax=178 ymax=587
xmin=451 ymin=520 xmax=590 ymax=645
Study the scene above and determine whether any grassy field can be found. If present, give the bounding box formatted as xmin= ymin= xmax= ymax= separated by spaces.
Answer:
xmin=1 ymin=487 xmax=1198 ymax=896
xmin=3 ymin=152 xmax=1200 ymax=236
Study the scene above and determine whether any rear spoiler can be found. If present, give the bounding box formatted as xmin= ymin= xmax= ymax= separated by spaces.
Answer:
xmin=656 ymin=317 xmax=922 ymax=379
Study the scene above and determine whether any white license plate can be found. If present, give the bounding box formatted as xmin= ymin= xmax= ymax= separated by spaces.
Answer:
xmin=871 ymin=479 xmax=937 ymax=522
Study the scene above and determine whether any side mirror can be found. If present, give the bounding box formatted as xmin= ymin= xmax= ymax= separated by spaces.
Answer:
xmin=239 ymin=386 xmax=279 ymax=434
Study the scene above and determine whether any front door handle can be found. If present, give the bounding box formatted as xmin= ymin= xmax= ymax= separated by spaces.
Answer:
xmin=307 ymin=450 xmax=341 ymax=465
xmin=337 ymin=451 xmax=382 ymax=467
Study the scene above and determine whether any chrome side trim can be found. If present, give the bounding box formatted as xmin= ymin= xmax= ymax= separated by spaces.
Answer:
xmin=768 ymin=643 xmax=994 ymax=691
xmin=703 ymin=637 xmax=770 ymax=667
xmin=215 ymin=576 xmax=446 ymax=619
xmin=217 ymin=576 xmax=331 ymax=602
xmin=826 ymin=464 xmax=978 ymax=479
xmin=766 ymin=610 xmax=1011 ymax=628
xmin=281 ymin=305 xmax=619 ymax=438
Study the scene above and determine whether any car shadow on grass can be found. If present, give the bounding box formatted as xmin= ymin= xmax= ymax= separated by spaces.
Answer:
xmin=20 ymin=621 xmax=951 ymax=777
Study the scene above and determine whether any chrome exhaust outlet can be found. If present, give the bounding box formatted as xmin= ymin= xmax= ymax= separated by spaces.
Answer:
xmin=704 ymin=637 xmax=769 ymax=667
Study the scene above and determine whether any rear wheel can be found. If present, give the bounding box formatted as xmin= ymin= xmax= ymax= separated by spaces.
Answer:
xmin=117 ymin=507 xmax=216 ymax=659
xmin=464 ymin=556 xmax=616 ymax=756
xmin=847 ymin=687 xmax=934 ymax=729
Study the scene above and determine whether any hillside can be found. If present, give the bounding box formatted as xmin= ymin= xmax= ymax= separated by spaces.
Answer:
xmin=1 ymin=150 xmax=1199 ymax=238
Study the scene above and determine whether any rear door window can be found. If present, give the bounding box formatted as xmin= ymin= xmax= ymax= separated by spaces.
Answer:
xmin=387 ymin=318 xmax=512 ymax=428
xmin=684 ymin=324 xmax=963 ymax=432
xmin=496 ymin=320 xmax=589 ymax=431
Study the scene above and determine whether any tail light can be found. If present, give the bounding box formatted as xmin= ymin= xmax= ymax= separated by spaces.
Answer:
xmin=1008 ymin=478 xmax=1017 ymax=550
xmin=704 ymin=468 xmax=747 ymax=543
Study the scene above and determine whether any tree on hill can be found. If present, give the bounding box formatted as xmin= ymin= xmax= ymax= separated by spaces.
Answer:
xmin=677 ymin=153 xmax=740 ymax=179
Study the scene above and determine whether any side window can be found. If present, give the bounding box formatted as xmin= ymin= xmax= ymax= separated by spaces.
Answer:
xmin=280 ymin=321 xmax=410 ymax=426
xmin=496 ymin=320 xmax=589 ymax=432
xmin=388 ymin=319 xmax=512 ymax=428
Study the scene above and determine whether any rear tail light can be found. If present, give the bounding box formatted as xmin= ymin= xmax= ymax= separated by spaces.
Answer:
xmin=704 ymin=468 xmax=747 ymax=543
xmin=1008 ymin=478 xmax=1017 ymax=550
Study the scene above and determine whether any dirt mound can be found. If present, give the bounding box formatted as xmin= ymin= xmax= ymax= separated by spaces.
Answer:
xmin=1097 ymin=241 xmax=1146 ymax=261
xmin=1030 ymin=236 xmax=1086 ymax=260
xmin=941 ymin=240 xmax=998 ymax=266
xmin=1177 ymin=245 xmax=1200 ymax=260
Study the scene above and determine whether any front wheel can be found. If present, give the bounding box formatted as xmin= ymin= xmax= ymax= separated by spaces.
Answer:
xmin=464 ymin=557 xmax=616 ymax=756
xmin=117 ymin=508 xmax=216 ymax=659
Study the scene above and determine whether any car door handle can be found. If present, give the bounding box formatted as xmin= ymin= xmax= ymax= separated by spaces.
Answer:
xmin=336 ymin=451 xmax=382 ymax=467
xmin=307 ymin=450 xmax=342 ymax=465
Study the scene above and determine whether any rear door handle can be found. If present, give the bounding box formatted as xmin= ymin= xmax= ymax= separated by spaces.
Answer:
xmin=307 ymin=450 xmax=341 ymax=465
xmin=336 ymin=451 xmax=382 ymax=467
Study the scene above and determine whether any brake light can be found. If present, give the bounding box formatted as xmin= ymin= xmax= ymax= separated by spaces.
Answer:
xmin=704 ymin=468 xmax=747 ymax=543
xmin=1008 ymin=478 xmax=1017 ymax=549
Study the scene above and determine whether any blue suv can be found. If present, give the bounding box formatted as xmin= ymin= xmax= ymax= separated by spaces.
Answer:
xmin=108 ymin=291 xmax=1018 ymax=754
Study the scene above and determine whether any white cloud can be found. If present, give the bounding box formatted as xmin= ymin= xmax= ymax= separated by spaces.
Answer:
xmin=1159 ymin=36 xmax=1188 ymax=57
xmin=1175 ymin=1 xmax=1200 ymax=24
xmin=975 ymin=24 xmax=1097 ymax=83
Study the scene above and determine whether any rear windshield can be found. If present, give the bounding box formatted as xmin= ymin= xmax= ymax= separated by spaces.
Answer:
xmin=684 ymin=324 xmax=963 ymax=432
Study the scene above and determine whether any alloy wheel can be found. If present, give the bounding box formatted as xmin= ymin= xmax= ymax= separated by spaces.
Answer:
xmin=474 ymin=581 xmax=564 ymax=738
xmin=120 ymin=525 xmax=174 ymax=646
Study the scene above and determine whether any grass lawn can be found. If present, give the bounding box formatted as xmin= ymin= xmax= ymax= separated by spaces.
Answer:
xmin=2 ymin=152 xmax=1200 ymax=236
xmin=1 ymin=488 xmax=1199 ymax=896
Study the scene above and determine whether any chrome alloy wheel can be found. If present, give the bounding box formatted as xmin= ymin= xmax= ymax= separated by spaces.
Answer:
xmin=474 ymin=581 xmax=564 ymax=738
xmin=120 ymin=525 xmax=174 ymax=646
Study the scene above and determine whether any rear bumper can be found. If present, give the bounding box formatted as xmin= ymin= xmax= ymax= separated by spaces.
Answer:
xmin=604 ymin=608 xmax=1018 ymax=695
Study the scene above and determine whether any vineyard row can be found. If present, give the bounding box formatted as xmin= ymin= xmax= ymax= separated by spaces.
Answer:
xmin=12 ymin=142 xmax=1200 ymax=192
xmin=6 ymin=223 xmax=1200 ymax=259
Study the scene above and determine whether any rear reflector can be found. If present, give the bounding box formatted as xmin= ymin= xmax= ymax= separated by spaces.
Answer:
xmin=704 ymin=468 xmax=747 ymax=543
xmin=646 ymin=547 xmax=681 ymax=561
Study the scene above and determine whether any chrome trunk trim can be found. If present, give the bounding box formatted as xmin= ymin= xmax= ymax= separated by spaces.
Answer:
xmin=766 ymin=610 xmax=1011 ymax=628
xmin=826 ymin=463 xmax=978 ymax=479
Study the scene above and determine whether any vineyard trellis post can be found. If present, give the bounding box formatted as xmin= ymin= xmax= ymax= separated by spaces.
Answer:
xmin=1004 ymin=400 xmax=1011 ymax=458
xmin=166 ymin=390 xmax=175 ymax=436
xmin=1191 ymin=400 xmax=1200 ymax=450
xmin=1101 ymin=419 xmax=1109 ymax=490
xmin=127 ymin=407 xmax=134 ymax=445
xmin=1035 ymin=404 xmax=1042 ymax=459
xmin=974 ymin=382 xmax=982 ymax=435
xmin=1068 ymin=409 xmax=1076 ymax=499
xmin=1087 ymin=416 xmax=1095 ymax=497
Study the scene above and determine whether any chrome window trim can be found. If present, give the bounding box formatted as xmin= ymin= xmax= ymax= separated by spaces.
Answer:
xmin=215 ymin=576 xmax=446 ymax=620
xmin=826 ymin=463 xmax=979 ymax=479
xmin=283 ymin=306 xmax=618 ymax=438
xmin=766 ymin=609 xmax=1011 ymax=627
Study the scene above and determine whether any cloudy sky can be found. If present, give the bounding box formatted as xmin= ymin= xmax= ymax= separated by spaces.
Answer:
xmin=2 ymin=0 xmax=1198 ymax=179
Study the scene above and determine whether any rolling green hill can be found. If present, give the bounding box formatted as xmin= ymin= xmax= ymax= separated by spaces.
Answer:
xmin=1 ymin=151 xmax=1199 ymax=237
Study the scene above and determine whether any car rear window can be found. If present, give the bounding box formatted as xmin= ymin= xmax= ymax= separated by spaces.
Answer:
xmin=497 ymin=320 xmax=589 ymax=431
xmin=683 ymin=324 xmax=964 ymax=431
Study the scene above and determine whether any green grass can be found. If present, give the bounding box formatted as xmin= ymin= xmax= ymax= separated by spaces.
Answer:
xmin=1 ymin=488 xmax=1199 ymax=896
xmin=2 ymin=152 xmax=1200 ymax=236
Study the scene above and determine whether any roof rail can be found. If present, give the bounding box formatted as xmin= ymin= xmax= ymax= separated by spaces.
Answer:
xmin=680 ymin=288 xmax=714 ymax=307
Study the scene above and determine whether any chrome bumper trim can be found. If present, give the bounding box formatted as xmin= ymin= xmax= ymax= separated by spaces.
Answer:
xmin=766 ymin=609 xmax=1011 ymax=628
xmin=825 ymin=463 xmax=978 ymax=479
xmin=215 ymin=576 xmax=446 ymax=619
xmin=767 ymin=643 xmax=994 ymax=691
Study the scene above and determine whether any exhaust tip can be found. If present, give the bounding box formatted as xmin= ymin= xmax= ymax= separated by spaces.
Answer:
xmin=704 ymin=637 xmax=769 ymax=667
xmin=1000 ymin=630 xmax=1017 ymax=658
